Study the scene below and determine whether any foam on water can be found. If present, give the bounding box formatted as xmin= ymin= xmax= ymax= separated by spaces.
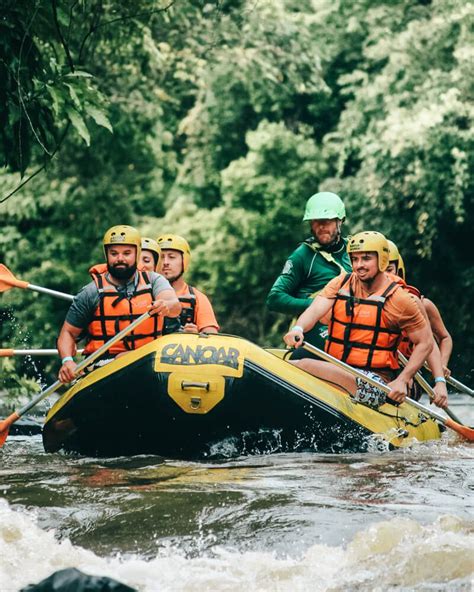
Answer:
xmin=1 ymin=498 xmax=472 ymax=592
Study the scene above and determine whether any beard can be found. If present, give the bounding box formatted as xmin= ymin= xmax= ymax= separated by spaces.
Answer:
xmin=316 ymin=231 xmax=338 ymax=245
xmin=108 ymin=262 xmax=137 ymax=281
xmin=164 ymin=271 xmax=183 ymax=284
xmin=313 ymin=225 xmax=342 ymax=251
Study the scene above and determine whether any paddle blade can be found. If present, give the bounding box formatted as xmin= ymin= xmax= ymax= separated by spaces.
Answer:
xmin=0 ymin=349 xmax=14 ymax=357
xmin=0 ymin=412 xmax=20 ymax=447
xmin=445 ymin=418 xmax=474 ymax=442
xmin=0 ymin=264 xmax=28 ymax=292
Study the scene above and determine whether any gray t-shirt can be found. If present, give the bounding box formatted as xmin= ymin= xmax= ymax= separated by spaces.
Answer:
xmin=66 ymin=271 xmax=173 ymax=329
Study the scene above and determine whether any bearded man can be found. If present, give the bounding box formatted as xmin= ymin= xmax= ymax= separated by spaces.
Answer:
xmin=284 ymin=231 xmax=433 ymax=407
xmin=266 ymin=192 xmax=352 ymax=358
xmin=57 ymin=225 xmax=180 ymax=382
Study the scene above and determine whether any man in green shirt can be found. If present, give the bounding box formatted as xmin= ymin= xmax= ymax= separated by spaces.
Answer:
xmin=266 ymin=191 xmax=351 ymax=358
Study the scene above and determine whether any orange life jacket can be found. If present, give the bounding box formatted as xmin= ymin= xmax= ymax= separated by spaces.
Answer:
xmin=326 ymin=273 xmax=402 ymax=372
xmin=83 ymin=265 xmax=162 ymax=355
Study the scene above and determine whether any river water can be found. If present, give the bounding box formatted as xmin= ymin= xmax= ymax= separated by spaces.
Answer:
xmin=0 ymin=394 xmax=473 ymax=592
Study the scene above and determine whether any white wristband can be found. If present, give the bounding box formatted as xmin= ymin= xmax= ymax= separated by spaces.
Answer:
xmin=291 ymin=325 xmax=304 ymax=333
xmin=434 ymin=376 xmax=446 ymax=384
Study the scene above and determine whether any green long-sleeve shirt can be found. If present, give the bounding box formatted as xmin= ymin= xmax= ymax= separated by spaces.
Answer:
xmin=266 ymin=238 xmax=352 ymax=347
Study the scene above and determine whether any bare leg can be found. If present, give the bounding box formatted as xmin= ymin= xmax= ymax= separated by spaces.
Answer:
xmin=291 ymin=359 xmax=357 ymax=395
xmin=290 ymin=359 xmax=389 ymax=408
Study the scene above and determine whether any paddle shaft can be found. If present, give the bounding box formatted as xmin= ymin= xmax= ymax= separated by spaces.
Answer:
xmin=0 ymin=265 xmax=74 ymax=301
xmin=27 ymin=284 xmax=74 ymax=301
xmin=398 ymin=352 xmax=464 ymax=425
xmin=0 ymin=348 xmax=84 ymax=357
xmin=301 ymin=341 xmax=474 ymax=440
xmin=423 ymin=361 xmax=474 ymax=397
xmin=447 ymin=375 xmax=474 ymax=398
xmin=0 ymin=311 xmax=151 ymax=428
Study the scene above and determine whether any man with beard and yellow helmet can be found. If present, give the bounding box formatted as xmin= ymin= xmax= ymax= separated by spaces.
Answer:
xmin=57 ymin=225 xmax=181 ymax=383
xmin=284 ymin=231 xmax=433 ymax=408
xmin=266 ymin=192 xmax=351 ymax=359
xmin=157 ymin=234 xmax=219 ymax=334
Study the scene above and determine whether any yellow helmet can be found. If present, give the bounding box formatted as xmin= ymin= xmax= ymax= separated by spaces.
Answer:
xmin=398 ymin=254 xmax=406 ymax=280
xmin=156 ymin=234 xmax=191 ymax=272
xmin=141 ymin=237 xmax=161 ymax=267
xmin=387 ymin=239 xmax=400 ymax=263
xmin=347 ymin=231 xmax=390 ymax=272
xmin=103 ymin=225 xmax=141 ymax=260
xmin=387 ymin=239 xmax=406 ymax=279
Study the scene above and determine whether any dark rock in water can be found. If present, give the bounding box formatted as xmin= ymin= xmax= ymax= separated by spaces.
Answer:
xmin=10 ymin=416 xmax=43 ymax=436
xmin=20 ymin=567 xmax=136 ymax=592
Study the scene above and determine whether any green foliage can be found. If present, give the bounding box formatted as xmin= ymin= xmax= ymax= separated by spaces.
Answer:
xmin=170 ymin=0 xmax=328 ymax=208
xmin=0 ymin=0 xmax=113 ymax=174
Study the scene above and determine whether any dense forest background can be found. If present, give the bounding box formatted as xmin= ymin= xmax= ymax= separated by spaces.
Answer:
xmin=1 ymin=0 xmax=472 ymax=396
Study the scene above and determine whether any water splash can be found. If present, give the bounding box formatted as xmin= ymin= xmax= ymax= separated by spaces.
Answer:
xmin=1 ymin=499 xmax=472 ymax=592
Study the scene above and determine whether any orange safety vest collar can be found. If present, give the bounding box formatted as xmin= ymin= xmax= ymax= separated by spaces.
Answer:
xmin=83 ymin=266 xmax=162 ymax=355
xmin=326 ymin=273 xmax=402 ymax=372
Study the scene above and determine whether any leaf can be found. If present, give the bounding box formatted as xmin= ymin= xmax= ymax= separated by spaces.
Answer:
xmin=65 ymin=83 xmax=81 ymax=109
xmin=56 ymin=6 xmax=70 ymax=28
xmin=66 ymin=108 xmax=90 ymax=146
xmin=45 ymin=84 xmax=65 ymax=117
xmin=85 ymin=105 xmax=113 ymax=133
xmin=65 ymin=70 xmax=93 ymax=78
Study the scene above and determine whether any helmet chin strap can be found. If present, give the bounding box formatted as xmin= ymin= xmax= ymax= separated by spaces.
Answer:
xmin=333 ymin=219 xmax=342 ymax=243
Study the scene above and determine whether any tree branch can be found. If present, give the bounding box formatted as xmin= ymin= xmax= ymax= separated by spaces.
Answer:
xmin=78 ymin=0 xmax=177 ymax=60
xmin=51 ymin=0 xmax=75 ymax=72
xmin=0 ymin=123 xmax=71 ymax=204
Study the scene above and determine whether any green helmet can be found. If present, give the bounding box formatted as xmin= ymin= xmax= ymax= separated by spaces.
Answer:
xmin=303 ymin=192 xmax=346 ymax=221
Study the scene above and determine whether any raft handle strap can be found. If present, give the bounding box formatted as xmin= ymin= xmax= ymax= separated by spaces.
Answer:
xmin=181 ymin=381 xmax=210 ymax=392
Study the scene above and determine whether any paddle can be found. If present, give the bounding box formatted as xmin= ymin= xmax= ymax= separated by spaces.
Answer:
xmin=0 ymin=264 xmax=74 ymax=301
xmin=398 ymin=352 xmax=464 ymax=425
xmin=300 ymin=341 xmax=474 ymax=442
xmin=446 ymin=376 xmax=474 ymax=398
xmin=422 ymin=361 xmax=474 ymax=398
xmin=0 ymin=311 xmax=152 ymax=447
xmin=0 ymin=348 xmax=84 ymax=357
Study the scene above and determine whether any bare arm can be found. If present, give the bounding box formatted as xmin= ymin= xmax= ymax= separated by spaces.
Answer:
xmin=388 ymin=323 xmax=433 ymax=402
xmin=57 ymin=321 xmax=83 ymax=383
xmin=423 ymin=298 xmax=452 ymax=373
xmin=283 ymin=295 xmax=334 ymax=347
xmin=425 ymin=340 xmax=448 ymax=408
xmin=150 ymin=288 xmax=181 ymax=318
